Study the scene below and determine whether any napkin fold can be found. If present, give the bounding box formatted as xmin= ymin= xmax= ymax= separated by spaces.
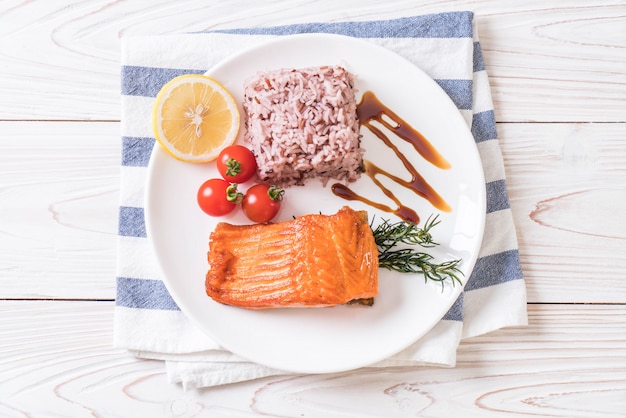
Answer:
xmin=115 ymin=11 xmax=527 ymax=389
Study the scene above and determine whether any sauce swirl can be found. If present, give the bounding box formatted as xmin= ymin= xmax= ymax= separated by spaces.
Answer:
xmin=331 ymin=91 xmax=451 ymax=224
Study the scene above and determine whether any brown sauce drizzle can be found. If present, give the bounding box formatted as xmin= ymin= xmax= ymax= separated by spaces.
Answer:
xmin=331 ymin=91 xmax=451 ymax=224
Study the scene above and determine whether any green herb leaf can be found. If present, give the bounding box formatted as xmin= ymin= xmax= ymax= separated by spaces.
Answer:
xmin=371 ymin=215 xmax=463 ymax=290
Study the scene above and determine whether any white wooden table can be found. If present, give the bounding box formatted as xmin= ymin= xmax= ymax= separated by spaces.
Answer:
xmin=1 ymin=1 xmax=625 ymax=416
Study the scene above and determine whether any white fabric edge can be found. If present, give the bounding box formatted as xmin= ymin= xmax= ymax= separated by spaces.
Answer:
xmin=119 ymin=165 xmax=148 ymax=208
xmin=477 ymin=139 xmax=506 ymax=184
xmin=167 ymin=358 xmax=288 ymax=390
xmin=166 ymin=319 xmax=463 ymax=390
xmin=116 ymin=235 xmax=163 ymax=280
xmin=114 ymin=305 xmax=219 ymax=354
xmin=479 ymin=209 xmax=520 ymax=258
xmin=472 ymin=70 xmax=495 ymax=115
xmin=121 ymin=95 xmax=155 ymax=138
xmin=374 ymin=319 xmax=462 ymax=368
xmin=462 ymin=279 xmax=528 ymax=339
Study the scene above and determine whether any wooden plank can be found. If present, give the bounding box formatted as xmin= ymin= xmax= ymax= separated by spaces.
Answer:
xmin=0 ymin=121 xmax=120 ymax=299
xmin=475 ymin=2 xmax=626 ymax=123
xmin=499 ymin=122 xmax=626 ymax=303
xmin=1 ymin=121 xmax=625 ymax=303
xmin=0 ymin=301 xmax=624 ymax=417
xmin=0 ymin=0 xmax=623 ymax=122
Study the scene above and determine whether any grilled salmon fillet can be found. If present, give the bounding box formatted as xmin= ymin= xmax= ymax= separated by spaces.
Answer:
xmin=205 ymin=206 xmax=378 ymax=308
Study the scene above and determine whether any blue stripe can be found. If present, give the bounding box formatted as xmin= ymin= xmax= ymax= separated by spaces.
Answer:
xmin=116 ymin=277 xmax=180 ymax=310
xmin=121 ymin=14 xmax=474 ymax=100
xmin=471 ymin=110 xmax=498 ymax=143
xmin=122 ymin=136 xmax=155 ymax=167
xmin=464 ymin=249 xmax=523 ymax=291
xmin=473 ymin=42 xmax=485 ymax=72
xmin=486 ymin=179 xmax=510 ymax=213
xmin=443 ymin=292 xmax=463 ymax=321
xmin=121 ymin=66 xmax=206 ymax=97
xmin=434 ymin=79 xmax=473 ymax=110
xmin=213 ymin=12 xmax=473 ymax=39
xmin=118 ymin=206 xmax=146 ymax=238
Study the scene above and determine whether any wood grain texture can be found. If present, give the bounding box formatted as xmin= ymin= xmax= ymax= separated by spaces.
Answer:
xmin=0 ymin=301 xmax=624 ymax=417
xmin=0 ymin=0 xmax=625 ymax=414
xmin=0 ymin=0 xmax=623 ymax=122
xmin=0 ymin=121 xmax=120 ymax=299
xmin=499 ymin=122 xmax=626 ymax=303
xmin=475 ymin=1 xmax=626 ymax=123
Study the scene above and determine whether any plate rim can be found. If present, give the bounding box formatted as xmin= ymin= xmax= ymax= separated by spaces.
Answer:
xmin=144 ymin=32 xmax=486 ymax=373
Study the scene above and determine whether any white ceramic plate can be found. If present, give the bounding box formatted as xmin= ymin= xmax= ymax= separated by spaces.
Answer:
xmin=145 ymin=33 xmax=485 ymax=374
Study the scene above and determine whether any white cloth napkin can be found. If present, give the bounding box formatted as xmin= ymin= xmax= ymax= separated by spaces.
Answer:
xmin=114 ymin=11 xmax=527 ymax=389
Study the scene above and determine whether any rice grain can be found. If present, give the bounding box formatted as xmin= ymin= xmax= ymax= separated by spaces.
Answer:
xmin=243 ymin=66 xmax=362 ymax=187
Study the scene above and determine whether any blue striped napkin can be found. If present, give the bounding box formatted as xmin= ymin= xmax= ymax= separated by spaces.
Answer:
xmin=115 ymin=11 xmax=527 ymax=389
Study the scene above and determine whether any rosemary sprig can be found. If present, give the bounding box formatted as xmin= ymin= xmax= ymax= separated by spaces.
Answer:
xmin=373 ymin=214 xmax=440 ymax=250
xmin=371 ymin=215 xmax=464 ymax=290
xmin=378 ymin=250 xmax=463 ymax=287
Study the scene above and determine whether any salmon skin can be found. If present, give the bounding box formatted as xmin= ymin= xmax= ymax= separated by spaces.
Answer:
xmin=205 ymin=206 xmax=379 ymax=309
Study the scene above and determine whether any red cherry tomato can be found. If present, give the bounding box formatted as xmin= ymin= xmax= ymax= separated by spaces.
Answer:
xmin=216 ymin=145 xmax=258 ymax=184
xmin=242 ymin=184 xmax=284 ymax=223
xmin=197 ymin=178 xmax=242 ymax=216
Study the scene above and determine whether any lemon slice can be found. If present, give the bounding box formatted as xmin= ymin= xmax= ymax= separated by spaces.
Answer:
xmin=152 ymin=74 xmax=240 ymax=163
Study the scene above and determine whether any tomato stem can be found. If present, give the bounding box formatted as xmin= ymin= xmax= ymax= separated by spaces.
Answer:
xmin=267 ymin=185 xmax=285 ymax=202
xmin=226 ymin=183 xmax=244 ymax=204
xmin=224 ymin=158 xmax=242 ymax=177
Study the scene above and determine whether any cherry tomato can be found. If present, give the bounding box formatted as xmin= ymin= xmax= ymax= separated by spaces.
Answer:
xmin=197 ymin=178 xmax=242 ymax=216
xmin=216 ymin=145 xmax=258 ymax=184
xmin=242 ymin=184 xmax=284 ymax=223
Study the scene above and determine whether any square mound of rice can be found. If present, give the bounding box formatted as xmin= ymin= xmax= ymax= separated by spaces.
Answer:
xmin=242 ymin=66 xmax=362 ymax=187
